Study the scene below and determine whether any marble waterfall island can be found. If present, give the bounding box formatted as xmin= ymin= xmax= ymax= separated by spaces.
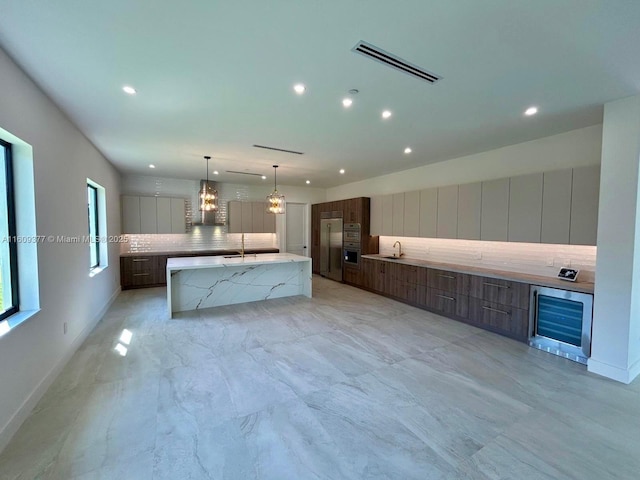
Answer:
xmin=166 ymin=253 xmax=312 ymax=317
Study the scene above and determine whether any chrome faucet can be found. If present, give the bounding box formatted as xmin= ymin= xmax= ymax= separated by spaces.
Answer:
xmin=393 ymin=241 xmax=403 ymax=257
xmin=240 ymin=233 xmax=245 ymax=258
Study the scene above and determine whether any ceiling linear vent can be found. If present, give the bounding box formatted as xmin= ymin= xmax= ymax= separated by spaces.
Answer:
xmin=226 ymin=170 xmax=265 ymax=177
xmin=352 ymin=40 xmax=442 ymax=84
xmin=252 ymin=144 xmax=304 ymax=155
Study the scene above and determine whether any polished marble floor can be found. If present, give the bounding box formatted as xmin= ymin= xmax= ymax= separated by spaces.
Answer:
xmin=1 ymin=277 xmax=639 ymax=479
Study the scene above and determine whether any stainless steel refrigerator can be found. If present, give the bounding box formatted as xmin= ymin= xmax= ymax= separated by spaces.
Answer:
xmin=320 ymin=218 xmax=343 ymax=282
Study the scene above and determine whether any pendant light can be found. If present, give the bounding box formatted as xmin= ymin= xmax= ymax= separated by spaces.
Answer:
xmin=266 ymin=165 xmax=285 ymax=214
xmin=200 ymin=156 xmax=218 ymax=212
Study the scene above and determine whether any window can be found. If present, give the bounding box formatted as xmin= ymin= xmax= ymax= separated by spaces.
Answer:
xmin=86 ymin=179 xmax=107 ymax=274
xmin=87 ymin=183 xmax=99 ymax=268
xmin=0 ymin=139 xmax=19 ymax=320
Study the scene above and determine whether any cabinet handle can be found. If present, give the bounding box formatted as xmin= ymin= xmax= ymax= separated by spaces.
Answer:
xmin=483 ymin=282 xmax=510 ymax=289
xmin=436 ymin=294 xmax=455 ymax=301
xmin=133 ymin=273 xmax=151 ymax=277
xmin=482 ymin=305 xmax=510 ymax=315
xmin=438 ymin=274 xmax=456 ymax=280
xmin=132 ymin=258 xmax=150 ymax=262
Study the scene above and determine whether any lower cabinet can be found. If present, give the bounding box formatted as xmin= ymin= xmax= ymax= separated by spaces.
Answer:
xmin=467 ymin=298 xmax=529 ymax=341
xmin=120 ymin=256 xmax=166 ymax=288
xmin=356 ymin=257 xmax=531 ymax=343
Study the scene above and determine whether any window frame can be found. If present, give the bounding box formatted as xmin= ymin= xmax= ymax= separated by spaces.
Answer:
xmin=87 ymin=183 xmax=100 ymax=270
xmin=1 ymin=138 xmax=19 ymax=321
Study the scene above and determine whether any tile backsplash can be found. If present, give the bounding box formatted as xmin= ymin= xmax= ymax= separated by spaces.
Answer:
xmin=379 ymin=237 xmax=596 ymax=282
xmin=121 ymin=229 xmax=277 ymax=254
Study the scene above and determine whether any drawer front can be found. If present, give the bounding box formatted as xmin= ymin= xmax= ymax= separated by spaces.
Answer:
xmin=391 ymin=281 xmax=418 ymax=304
xmin=469 ymin=276 xmax=529 ymax=309
xmin=468 ymin=297 xmax=529 ymax=341
xmin=397 ymin=264 xmax=419 ymax=285
xmin=427 ymin=268 xmax=470 ymax=295
xmin=422 ymin=287 xmax=469 ymax=319
xmin=125 ymin=256 xmax=156 ymax=273
xmin=121 ymin=256 xmax=163 ymax=287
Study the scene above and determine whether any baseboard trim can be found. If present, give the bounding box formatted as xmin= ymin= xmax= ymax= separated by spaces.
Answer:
xmin=587 ymin=355 xmax=640 ymax=384
xmin=0 ymin=286 xmax=121 ymax=453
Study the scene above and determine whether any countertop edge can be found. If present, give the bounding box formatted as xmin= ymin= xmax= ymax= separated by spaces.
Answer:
xmin=361 ymin=254 xmax=594 ymax=294
xmin=167 ymin=253 xmax=311 ymax=270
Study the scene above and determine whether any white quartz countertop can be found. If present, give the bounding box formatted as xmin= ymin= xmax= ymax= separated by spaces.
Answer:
xmin=167 ymin=253 xmax=311 ymax=270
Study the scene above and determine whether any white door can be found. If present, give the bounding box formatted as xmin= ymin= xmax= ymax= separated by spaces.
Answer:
xmin=286 ymin=203 xmax=308 ymax=256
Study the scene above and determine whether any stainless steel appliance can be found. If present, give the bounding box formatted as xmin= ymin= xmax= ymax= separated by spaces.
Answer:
xmin=320 ymin=216 xmax=343 ymax=281
xmin=529 ymin=286 xmax=593 ymax=364
xmin=343 ymin=223 xmax=361 ymax=267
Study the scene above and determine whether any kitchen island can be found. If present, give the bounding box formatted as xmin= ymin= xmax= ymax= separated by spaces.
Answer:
xmin=166 ymin=253 xmax=312 ymax=317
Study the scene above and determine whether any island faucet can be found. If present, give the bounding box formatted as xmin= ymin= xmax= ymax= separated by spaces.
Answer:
xmin=393 ymin=241 xmax=403 ymax=257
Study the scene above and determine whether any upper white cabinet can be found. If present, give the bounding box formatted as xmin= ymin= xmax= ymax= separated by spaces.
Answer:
xmin=437 ymin=185 xmax=458 ymax=238
xmin=457 ymin=182 xmax=481 ymax=240
xmin=370 ymin=195 xmax=383 ymax=236
xmin=508 ymin=173 xmax=543 ymax=243
xmin=170 ymin=198 xmax=186 ymax=233
xmin=392 ymin=193 xmax=405 ymax=236
xmin=419 ymin=188 xmax=438 ymax=237
xmin=481 ymin=178 xmax=510 ymax=241
xmin=228 ymin=201 xmax=277 ymax=233
xmin=122 ymin=196 xmax=141 ymax=234
xmin=381 ymin=195 xmax=393 ymax=236
xmin=570 ymin=165 xmax=600 ymax=245
xmin=403 ymin=191 xmax=420 ymax=237
xmin=122 ymin=195 xmax=186 ymax=234
xmin=541 ymin=169 xmax=572 ymax=244
xmin=156 ymin=197 xmax=172 ymax=234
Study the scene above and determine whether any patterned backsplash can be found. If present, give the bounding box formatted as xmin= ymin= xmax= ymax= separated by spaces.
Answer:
xmin=121 ymin=229 xmax=277 ymax=254
xmin=378 ymin=236 xmax=596 ymax=282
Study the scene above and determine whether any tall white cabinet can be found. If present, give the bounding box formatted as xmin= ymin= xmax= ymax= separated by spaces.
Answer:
xmin=508 ymin=173 xmax=543 ymax=243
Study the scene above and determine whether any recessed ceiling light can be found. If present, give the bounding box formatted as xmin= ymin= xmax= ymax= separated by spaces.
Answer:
xmin=339 ymin=169 xmax=345 ymax=174
xmin=342 ymin=98 xmax=353 ymax=108
xmin=306 ymin=180 xmax=311 ymax=184
xmin=382 ymin=110 xmax=392 ymax=119
xmin=213 ymin=170 xmax=219 ymax=175
xmin=404 ymin=147 xmax=412 ymax=154
xmin=149 ymin=164 xmax=156 ymax=168
xmin=261 ymin=175 xmax=267 ymax=180
xmin=524 ymin=106 xmax=538 ymax=116
xmin=293 ymin=84 xmax=306 ymax=94
xmin=122 ymin=85 xmax=136 ymax=95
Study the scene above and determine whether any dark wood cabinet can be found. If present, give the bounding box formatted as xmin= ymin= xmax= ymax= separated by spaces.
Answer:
xmin=120 ymin=256 xmax=165 ymax=288
xmin=468 ymin=297 xmax=529 ymax=341
xmin=469 ymin=276 xmax=529 ymax=309
xmin=356 ymin=257 xmax=531 ymax=344
xmin=312 ymin=197 xmax=377 ymax=281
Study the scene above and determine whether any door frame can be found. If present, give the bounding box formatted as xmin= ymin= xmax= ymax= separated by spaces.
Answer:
xmin=281 ymin=202 xmax=310 ymax=256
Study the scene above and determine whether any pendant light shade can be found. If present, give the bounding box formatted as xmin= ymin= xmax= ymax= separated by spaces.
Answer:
xmin=266 ymin=165 xmax=285 ymax=214
xmin=200 ymin=156 xmax=218 ymax=212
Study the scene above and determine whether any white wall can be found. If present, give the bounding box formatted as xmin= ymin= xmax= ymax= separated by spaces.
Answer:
xmin=589 ymin=95 xmax=640 ymax=383
xmin=0 ymin=48 xmax=121 ymax=450
xmin=326 ymin=125 xmax=602 ymax=200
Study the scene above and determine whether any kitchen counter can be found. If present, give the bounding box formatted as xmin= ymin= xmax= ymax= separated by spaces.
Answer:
xmin=166 ymin=253 xmax=312 ymax=316
xmin=362 ymin=254 xmax=594 ymax=294
xmin=121 ymin=248 xmax=279 ymax=257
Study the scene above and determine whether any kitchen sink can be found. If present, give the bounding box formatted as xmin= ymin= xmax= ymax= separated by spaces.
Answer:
xmin=223 ymin=254 xmax=257 ymax=258
xmin=382 ymin=255 xmax=404 ymax=260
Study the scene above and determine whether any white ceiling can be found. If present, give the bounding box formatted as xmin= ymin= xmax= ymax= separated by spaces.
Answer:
xmin=1 ymin=1 xmax=639 ymax=188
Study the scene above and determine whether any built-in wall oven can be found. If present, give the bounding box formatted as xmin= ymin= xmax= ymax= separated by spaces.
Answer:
xmin=529 ymin=286 xmax=593 ymax=364
xmin=343 ymin=223 xmax=361 ymax=267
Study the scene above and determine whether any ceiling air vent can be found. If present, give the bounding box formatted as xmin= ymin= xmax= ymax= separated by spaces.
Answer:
xmin=352 ymin=40 xmax=442 ymax=84
xmin=253 ymin=144 xmax=304 ymax=155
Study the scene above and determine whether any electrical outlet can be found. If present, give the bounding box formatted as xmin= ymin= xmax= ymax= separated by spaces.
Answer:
xmin=63 ymin=322 xmax=67 ymax=335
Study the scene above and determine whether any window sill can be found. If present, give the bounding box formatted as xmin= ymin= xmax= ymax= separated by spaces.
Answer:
xmin=89 ymin=265 xmax=108 ymax=278
xmin=0 ymin=309 xmax=41 ymax=338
